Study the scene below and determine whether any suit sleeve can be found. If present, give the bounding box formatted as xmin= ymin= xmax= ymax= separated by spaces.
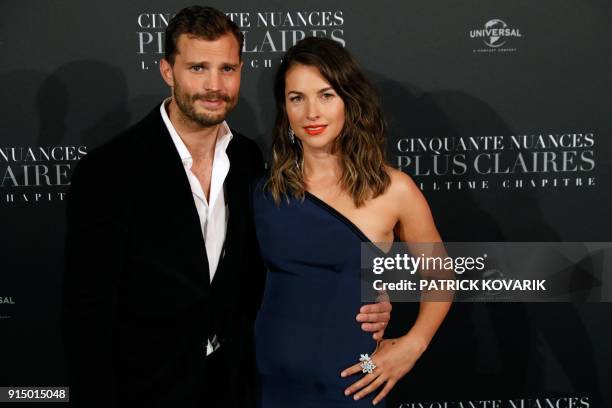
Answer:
xmin=61 ymin=152 xmax=129 ymax=408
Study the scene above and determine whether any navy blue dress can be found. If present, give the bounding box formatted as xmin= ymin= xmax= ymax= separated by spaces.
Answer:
xmin=252 ymin=184 xmax=384 ymax=407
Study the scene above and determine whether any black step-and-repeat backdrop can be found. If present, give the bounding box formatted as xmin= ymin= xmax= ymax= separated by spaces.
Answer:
xmin=1 ymin=1 xmax=611 ymax=406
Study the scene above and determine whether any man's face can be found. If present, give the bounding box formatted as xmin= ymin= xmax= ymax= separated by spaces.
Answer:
xmin=160 ymin=33 xmax=242 ymax=128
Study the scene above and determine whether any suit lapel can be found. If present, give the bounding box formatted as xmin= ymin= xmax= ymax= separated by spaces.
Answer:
xmin=211 ymin=137 xmax=243 ymax=290
xmin=141 ymin=107 xmax=211 ymax=287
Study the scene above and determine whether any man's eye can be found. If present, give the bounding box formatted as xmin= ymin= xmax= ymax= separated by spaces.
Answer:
xmin=223 ymin=66 xmax=236 ymax=72
xmin=191 ymin=66 xmax=203 ymax=72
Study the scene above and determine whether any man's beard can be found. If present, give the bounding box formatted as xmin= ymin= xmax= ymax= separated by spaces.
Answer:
xmin=173 ymin=81 xmax=237 ymax=127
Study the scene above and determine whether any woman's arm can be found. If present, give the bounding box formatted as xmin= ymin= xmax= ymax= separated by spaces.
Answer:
xmin=392 ymin=169 xmax=451 ymax=352
xmin=342 ymin=169 xmax=452 ymax=405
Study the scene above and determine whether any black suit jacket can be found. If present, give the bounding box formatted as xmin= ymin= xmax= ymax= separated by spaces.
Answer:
xmin=61 ymin=106 xmax=266 ymax=407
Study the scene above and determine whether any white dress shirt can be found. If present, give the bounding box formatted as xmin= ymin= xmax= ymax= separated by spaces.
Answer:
xmin=160 ymin=99 xmax=232 ymax=355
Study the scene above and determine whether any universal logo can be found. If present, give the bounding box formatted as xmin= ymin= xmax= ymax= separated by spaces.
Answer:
xmin=136 ymin=11 xmax=345 ymax=71
xmin=470 ymin=19 xmax=523 ymax=53
xmin=0 ymin=296 xmax=15 ymax=305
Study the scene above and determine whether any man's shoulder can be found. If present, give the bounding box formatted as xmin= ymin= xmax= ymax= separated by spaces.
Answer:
xmin=74 ymin=106 xmax=163 ymax=178
xmin=83 ymin=106 xmax=162 ymax=163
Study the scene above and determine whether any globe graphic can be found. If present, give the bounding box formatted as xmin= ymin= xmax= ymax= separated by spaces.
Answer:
xmin=484 ymin=19 xmax=508 ymax=48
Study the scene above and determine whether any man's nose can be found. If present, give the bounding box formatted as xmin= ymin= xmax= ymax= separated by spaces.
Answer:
xmin=204 ymin=70 xmax=221 ymax=92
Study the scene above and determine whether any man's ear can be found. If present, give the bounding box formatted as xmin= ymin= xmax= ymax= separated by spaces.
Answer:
xmin=159 ymin=58 xmax=174 ymax=87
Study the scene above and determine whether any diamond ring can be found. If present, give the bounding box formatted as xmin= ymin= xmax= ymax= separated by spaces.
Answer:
xmin=359 ymin=353 xmax=376 ymax=374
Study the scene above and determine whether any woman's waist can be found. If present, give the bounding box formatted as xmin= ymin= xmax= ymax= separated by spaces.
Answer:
xmin=254 ymin=312 xmax=378 ymax=386
xmin=260 ymin=273 xmax=363 ymax=314
xmin=254 ymin=310 xmax=377 ymax=356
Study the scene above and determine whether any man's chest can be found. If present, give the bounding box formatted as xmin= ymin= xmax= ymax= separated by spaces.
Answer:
xmin=190 ymin=159 xmax=213 ymax=201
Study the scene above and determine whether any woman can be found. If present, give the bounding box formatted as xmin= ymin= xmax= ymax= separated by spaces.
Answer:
xmin=252 ymin=37 xmax=451 ymax=407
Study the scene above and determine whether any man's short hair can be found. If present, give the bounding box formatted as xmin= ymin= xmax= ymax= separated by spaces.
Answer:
xmin=165 ymin=6 xmax=244 ymax=65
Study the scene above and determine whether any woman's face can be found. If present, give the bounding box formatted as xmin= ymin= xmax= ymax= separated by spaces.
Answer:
xmin=284 ymin=64 xmax=345 ymax=152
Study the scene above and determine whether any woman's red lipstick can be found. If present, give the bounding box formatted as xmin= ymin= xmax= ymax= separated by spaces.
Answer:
xmin=303 ymin=125 xmax=327 ymax=136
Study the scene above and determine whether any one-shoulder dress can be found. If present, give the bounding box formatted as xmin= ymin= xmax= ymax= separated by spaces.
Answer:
xmin=252 ymin=184 xmax=383 ymax=407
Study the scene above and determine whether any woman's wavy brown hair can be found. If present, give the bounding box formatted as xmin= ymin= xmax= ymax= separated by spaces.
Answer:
xmin=266 ymin=37 xmax=390 ymax=207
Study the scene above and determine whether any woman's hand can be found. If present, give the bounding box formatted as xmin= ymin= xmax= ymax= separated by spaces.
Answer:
xmin=340 ymin=335 xmax=428 ymax=405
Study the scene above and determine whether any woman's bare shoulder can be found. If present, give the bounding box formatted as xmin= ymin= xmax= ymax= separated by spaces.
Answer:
xmin=383 ymin=165 xmax=422 ymax=202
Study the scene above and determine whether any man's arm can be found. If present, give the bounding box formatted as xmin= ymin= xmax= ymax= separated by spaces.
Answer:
xmin=61 ymin=152 xmax=128 ymax=408
xmin=246 ymin=140 xmax=267 ymax=318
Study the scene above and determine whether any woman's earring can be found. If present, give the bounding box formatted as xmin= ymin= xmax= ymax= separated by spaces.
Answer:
xmin=288 ymin=128 xmax=295 ymax=144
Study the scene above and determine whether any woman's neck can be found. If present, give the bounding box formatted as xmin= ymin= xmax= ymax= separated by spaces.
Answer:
xmin=303 ymin=148 xmax=342 ymax=190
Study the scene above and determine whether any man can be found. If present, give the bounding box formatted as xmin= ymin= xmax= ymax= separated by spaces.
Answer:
xmin=62 ymin=6 xmax=391 ymax=408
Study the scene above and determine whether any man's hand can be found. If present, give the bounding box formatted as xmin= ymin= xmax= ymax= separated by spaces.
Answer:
xmin=356 ymin=301 xmax=392 ymax=340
